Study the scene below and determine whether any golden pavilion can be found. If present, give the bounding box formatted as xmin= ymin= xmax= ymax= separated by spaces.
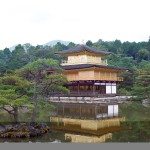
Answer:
xmin=55 ymin=44 xmax=126 ymax=97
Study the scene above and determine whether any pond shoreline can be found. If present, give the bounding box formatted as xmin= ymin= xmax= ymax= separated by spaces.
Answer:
xmin=0 ymin=122 xmax=50 ymax=138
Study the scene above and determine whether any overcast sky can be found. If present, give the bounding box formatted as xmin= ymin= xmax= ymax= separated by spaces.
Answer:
xmin=0 ymin=0 xmax=150 ymax=49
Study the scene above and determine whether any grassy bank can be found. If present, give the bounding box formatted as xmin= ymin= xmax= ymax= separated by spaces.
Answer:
xmin=0 ymin=109 xmax=51 ymax=124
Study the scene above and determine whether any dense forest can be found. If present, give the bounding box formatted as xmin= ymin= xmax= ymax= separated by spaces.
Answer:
xmin=0 ymin=39 xmax=150 ymax=72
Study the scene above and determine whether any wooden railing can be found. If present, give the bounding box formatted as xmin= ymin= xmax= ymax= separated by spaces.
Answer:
xmin=49 ymin=92 xmax=117 ymax=97
xmin=61 ymin=61 xmax=107 ymax=66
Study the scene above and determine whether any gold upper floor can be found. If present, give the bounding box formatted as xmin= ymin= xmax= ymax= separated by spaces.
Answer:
xmin=64 ymin=68 xmax=123 ymax=82
xmin=61 ymin=51 xmax=108 ymax=66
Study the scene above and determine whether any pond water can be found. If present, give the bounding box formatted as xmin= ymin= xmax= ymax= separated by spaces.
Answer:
xmin=0 ymin=131 xmax=66 ymax=143
xmin=0 ymin=121 xmax=150 ymax=143
xmin=0 ymin=102 xmax=150 ymax=143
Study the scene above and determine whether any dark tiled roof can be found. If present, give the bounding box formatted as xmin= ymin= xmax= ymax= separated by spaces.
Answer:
xmin=62 ymin=64 xmax=128 ymax=71
xmin=55 ymin=44 xmax=110 ymax=55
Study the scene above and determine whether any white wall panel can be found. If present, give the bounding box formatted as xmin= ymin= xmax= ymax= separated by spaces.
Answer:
xmin=101 ymin=83 xmax=105 ymax=85
xmin=106 ymin=85 xmax=111 ymax=94
xmin=108 ymin=105 xmax=114 ymax=117
xmin=112 ymin=83 xmax=116 ymax=86
xmin=114 ymin=105 xmax=118 ymax=116
xmin=112 ymin=85 xmax=116 ymax=94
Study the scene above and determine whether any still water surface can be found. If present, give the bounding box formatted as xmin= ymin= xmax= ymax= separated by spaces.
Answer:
xmin=0 ymin=123 xmax=150 ymax=143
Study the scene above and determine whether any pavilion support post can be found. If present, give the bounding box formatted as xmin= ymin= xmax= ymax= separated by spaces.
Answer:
xmin=99 ymin=85 xmax=101 ymax=96
xmin=95 ymin=105 xmax=97 ymax=120
xmin=77 ymin=83 xmax=79 ymax=95
xmin=106 ymin=105 xmax=108 ymax=119
xmin=93 ymin=83 xmax=95 ymax=96
xmin=57 ymin=105 xmax=58 ymax=116
xmin=80 ymin=105 xmax=81 ymax=119
xmin=63 ymin=104 xmax=65 ymax=117
xmin=101 ymin=105 xmax=104 ymax=119
xmin=113 ymin=105 xmax=114 ymax=117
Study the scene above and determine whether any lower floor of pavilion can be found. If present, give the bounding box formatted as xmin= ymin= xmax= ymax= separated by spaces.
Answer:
xmin=51 ymin=102 xmax=119 ymax=119
xmin=64 ymin=80 xmax=118 ymax=97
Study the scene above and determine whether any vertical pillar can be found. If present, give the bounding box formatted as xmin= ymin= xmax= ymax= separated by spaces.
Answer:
xmin=80 ymin=105 xmax=81 ymax=119
xmin=63 ymin=104 xmax=65 ymax=117
xmin=93 ymin=83 xmax=95 ymax=96
xmin=102 ymin=105 xmax=104 ymax=119
xmin=57 ymin=105 xmax=58 ymax=116
xmin=77 ymin=82 xmax=79 ymax=95
xmin=110 ymin=83 xmax=112 ymax=94
xmin=113 ymin=105 xmax=114 ymax=117
xmin=84 ymin=83 xmax=86 ymax=95
xmin=95 ymin=105 xmax=97 ymax=119
xmin=106 ymin=105 xmax=108 ymax=118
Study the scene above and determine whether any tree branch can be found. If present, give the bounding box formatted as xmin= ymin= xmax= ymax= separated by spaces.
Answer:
xmin=2 ymin=106 xmax=14 ymax=115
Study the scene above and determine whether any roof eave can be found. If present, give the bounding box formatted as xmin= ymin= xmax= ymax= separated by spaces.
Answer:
xmin=55 ymin=50 xmax=111 ymax=55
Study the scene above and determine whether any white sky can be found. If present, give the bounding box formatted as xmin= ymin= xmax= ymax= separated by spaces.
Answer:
xmin=0 ymin=0 xmax=150 ymax=49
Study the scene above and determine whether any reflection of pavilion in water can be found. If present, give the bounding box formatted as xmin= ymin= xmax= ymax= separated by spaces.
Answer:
xmin=50 ymin=100 xmax=125 ymax=143
xmin=64 ymin=132 xmax=113 ymax=143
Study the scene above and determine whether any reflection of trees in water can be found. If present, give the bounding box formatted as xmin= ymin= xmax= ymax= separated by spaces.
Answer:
xmin=1 ymin=102 xmax=150 ymax=142
xmin=1 ymin=121 xmax=149 ymax=143
xmin=0 ymin=131 xmax=66 ymax=143
xmin=109 ymin=102 xmax=150 ymax=142
xmin=109 ymin=121 xmax=150 ymax=142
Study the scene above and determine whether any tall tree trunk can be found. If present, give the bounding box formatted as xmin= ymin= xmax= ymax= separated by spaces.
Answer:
xmin=13 ymin=107 xmax=19 ymax=123
xmin=31 ymin=103 xmax=37 ymax=123
xmin=31 ymin=82 xmax=37 ymax=123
